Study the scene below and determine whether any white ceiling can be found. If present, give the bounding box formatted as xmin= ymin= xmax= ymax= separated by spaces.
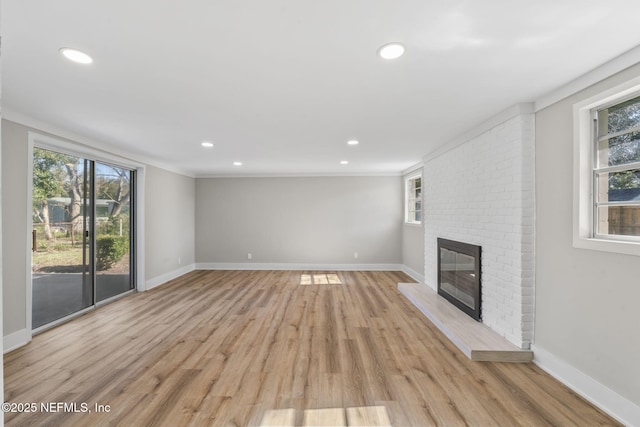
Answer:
xmin=3 ymin=1 xmax=640 ymax=176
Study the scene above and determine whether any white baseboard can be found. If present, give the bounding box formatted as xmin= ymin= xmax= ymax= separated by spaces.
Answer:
xmin=195 ymin=262 xmax=403 ymax=271
xmin=401 ymin=265 xmax=424 ymax=283
xmin=4 ymin=328 xmax=31 ymax=354
xmin=532 ymin=345 xmax=640 ymax=426
xmin=144 ymin=263 xmax=196 ymax=291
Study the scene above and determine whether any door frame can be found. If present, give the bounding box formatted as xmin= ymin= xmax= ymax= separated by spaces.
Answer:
xmin=27 ymin=132 xmax=146 ymax=334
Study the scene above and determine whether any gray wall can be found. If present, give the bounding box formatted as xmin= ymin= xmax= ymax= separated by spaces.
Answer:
xmin=1 ymin=119 xmax=195 ymax=336
xmin=402 ymin=225 xmax=424 ymax=277
xmin=535 ymin=64 xmax=640 ymax=406
xmin=195 ymin=177 xmax=402 ymax=265
xmin=145 ymin=165 xmax=195 ymax=281
xmin=2 ymin=121 xmax=30 ymax=335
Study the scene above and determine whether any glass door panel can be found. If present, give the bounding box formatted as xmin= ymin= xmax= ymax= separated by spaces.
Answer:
xmin=32 ymin=148 xmax=93 ymax=328
xmin=95 ymin=162 xmax=134 ymax=302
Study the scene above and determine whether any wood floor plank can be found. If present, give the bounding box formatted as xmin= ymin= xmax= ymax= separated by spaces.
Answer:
xmin=257 ymin=408 xmax=296 ymax=426
xmin=4 ymin=270 xmax=622 ymax=426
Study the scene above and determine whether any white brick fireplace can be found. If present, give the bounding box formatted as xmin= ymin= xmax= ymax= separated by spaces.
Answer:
xmin=423 ymin=104 xmax=535 ymax=349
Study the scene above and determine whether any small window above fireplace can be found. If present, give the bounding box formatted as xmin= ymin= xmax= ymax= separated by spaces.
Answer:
xmin=437 ymin=238 xmax=482 ymax=321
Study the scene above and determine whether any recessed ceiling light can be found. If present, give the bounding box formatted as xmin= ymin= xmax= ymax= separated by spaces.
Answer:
xmin=340 ymin=160 xmax=349 ymax=165
xmin=377 ymin=43 xmax=405 ymax=60
xmin=233 ymin=162 xmax=243 ymax=166
xmin=347 ymin=140 xmax=359 ymax=146
xmin=201 ymin=141 xmax=214 ymax=148
xmin=59 ymin=47 xmax=93 ymax=64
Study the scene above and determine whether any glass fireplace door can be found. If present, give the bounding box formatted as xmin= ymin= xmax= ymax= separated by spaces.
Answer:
xmin=437 ymin=238 xmax=482 ymax=321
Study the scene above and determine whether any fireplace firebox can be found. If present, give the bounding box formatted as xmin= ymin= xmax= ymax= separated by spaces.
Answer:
xmin=437 ymin=238 xmax=481 ymax=321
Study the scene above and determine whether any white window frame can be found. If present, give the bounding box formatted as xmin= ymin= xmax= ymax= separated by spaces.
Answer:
xmin=405 ymin=172 xmax=422 ymax=225
xmin=573 ymin=75 xmax=640 ymax=256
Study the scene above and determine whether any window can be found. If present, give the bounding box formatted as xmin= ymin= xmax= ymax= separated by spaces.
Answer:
xmin=594 ymin=96 xmax=640 ymax=239
xmin=574 ymin=76 xmax=640 ymax=256
xmin=405 ymin=173 xmax=422 ymax=224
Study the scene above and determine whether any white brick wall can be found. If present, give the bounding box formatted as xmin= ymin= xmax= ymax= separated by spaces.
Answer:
xmin=424 ymin=109 xmax=535 ymax=349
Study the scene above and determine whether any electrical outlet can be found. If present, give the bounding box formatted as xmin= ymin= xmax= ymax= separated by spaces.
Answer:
xmin=178 ymin=257 xmax=181 ymax=265
xmin=247 ymin=253 xmax=252 ymax=260
xmin=354 ymin=252 xmax=359 ymax=259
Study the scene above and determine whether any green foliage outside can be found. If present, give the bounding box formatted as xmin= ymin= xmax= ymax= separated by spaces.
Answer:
xmin=606 ymin=97 xmax=640 ymax=190
xmin=97 ymin=215 xmax=131 ymax=237
xmin=32 ymin=147 xmax=132 ymax=272
xmin=96 ymin=236 xmax=129 ymax=270
xmin=32 ymin=147 xmax=70 ymax=204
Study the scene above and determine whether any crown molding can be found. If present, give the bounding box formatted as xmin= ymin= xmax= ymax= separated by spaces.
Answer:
xmin=535 ymin=44 xmax=640 ymax=112
xmin=2 ymin=109 xmax=196 ymax=178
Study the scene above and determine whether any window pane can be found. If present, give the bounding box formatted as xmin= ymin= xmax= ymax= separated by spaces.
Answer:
xmin=606 ymin=95 xmax=640 ymax=134
xmin=598 ymin=130 xmax=640 ymax=167
xmin=597 ymin=169 xmax=640 ymax=203
xmin=597 ymin=205 xmax=640 ymax=236
xmin=95 ymin=163 xmax=133 ymax=302
xmin=32 ymin=148 xmax=93 ymax=328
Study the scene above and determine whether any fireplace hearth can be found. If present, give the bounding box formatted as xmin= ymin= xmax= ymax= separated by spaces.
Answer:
xmin=437 ymin=238 xmax=481 ymax=321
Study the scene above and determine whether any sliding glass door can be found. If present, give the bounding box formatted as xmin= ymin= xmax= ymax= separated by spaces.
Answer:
xmin=32 ymin=149 xmax=93 ymax=328
xmin=32 ymin=148 xmax=135 ymax=329
xmin=95 ymin=162 xmax=134 ymax=302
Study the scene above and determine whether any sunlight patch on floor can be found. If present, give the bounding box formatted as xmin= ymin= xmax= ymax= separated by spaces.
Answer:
xmin=299 ymin=273 xmax=343 ymax=285
xmin=303 ymin=407 xmax=345 ymax=426
xmin=259 ymin=408 xmax=296 ymax=426
xmin=258 ymin=405 xmax=391 ymax=426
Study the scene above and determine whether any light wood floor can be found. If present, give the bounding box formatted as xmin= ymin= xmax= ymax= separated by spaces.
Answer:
xmin=4 ymin=270 xmax=620 ymax=426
